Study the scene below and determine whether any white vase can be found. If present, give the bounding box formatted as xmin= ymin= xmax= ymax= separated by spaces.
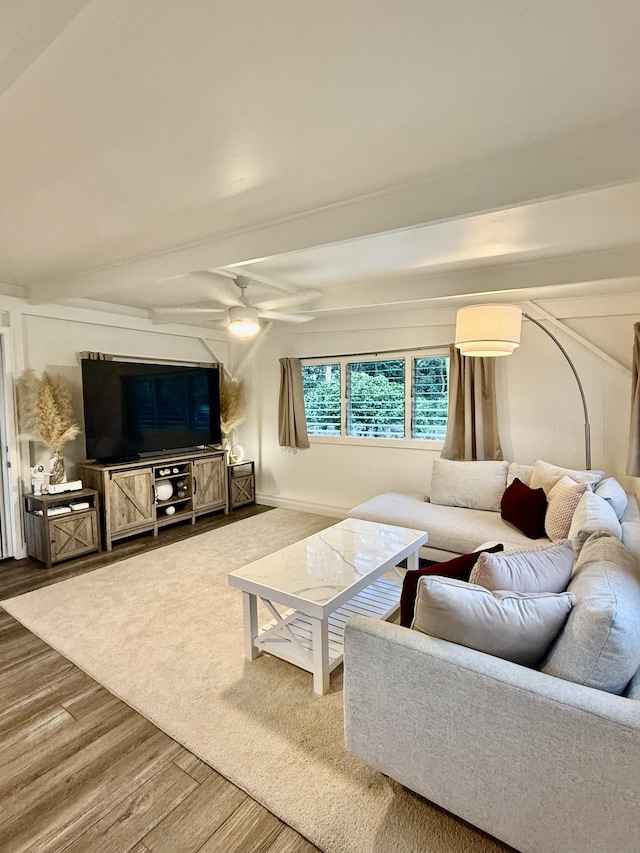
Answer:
xmin=49 ymin=454 xmax=67 ymax=485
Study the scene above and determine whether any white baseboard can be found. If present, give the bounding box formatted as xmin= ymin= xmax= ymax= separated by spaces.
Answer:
xmin=256 ymin=493 xmax=347 ymax=519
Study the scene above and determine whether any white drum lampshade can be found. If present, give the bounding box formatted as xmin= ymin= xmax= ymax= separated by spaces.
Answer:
xmin=455 ymin=304 xmax=523 ymax=357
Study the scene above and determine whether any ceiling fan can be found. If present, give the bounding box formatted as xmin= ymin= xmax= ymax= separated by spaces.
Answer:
xmin=151 ymin=272 xmax=320 ymax=336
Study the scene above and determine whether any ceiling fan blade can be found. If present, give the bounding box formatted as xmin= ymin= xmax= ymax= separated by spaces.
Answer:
xmin=150 ymin=307 xmax=227 ymax=324
xmin=256 ymin=290 xmax=322 ymax=311
xmin=152 ymin=306 xmax=227 ymax=314
xmin=259 ymin=310 xmax=314 ymax=324
xmin=192 ymin=271 xmax=243 ymax=307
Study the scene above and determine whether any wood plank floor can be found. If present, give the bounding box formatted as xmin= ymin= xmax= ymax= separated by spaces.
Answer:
xmin=0 ymin=505 xmax=321 ymax=853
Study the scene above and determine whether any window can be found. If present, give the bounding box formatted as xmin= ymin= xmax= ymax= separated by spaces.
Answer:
xmin=412 ymin=356 xmax=449 ymax=440
xmin=301 ymin=352 xmax=449 ymax=443
xmin=347 ymin=359 xmax=404 ymax=438
xmin=301 ymin=363 xmax=341 ymax=435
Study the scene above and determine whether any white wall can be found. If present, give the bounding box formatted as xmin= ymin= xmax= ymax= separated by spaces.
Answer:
xmin=241 ymin=294 xmax=640 ymax=516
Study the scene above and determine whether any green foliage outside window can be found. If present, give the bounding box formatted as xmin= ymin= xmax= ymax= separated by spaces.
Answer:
xmin=302 ymin=354 xmax=448 ymax=441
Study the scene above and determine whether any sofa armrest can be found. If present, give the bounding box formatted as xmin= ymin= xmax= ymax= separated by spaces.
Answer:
xmin=344 ymin=615 xmax=640 ymax=853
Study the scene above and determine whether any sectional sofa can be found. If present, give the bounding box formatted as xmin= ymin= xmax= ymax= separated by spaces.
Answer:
xmin=344 ymin=458 xmax=640 ymax=853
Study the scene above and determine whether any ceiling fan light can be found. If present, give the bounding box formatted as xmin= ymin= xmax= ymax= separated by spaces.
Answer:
xmin=228 ymin=305 xmax=260 ymax=337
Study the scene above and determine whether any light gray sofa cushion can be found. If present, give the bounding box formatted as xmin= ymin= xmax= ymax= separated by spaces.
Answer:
xmin=506 ymin=462 xmax=534 ymax=487
xmin=412 ymin=576 xmax=574 ymax=667
xmin=429 ymin=458 xmax=509 ymax=512
xmin=469 ymin=540 xmax=574 ymax=593
xmin=542 ymin=530 xmax=640 ymax=694
xmin=347 ymin=492 xmax=551 ymax=554
xmin=568 ymin=490 xmax=622 ymax=554
xmin=594 ymin=477 xmax=629 ymax=519
xmin=622 ymin=521 xmax=640 ymax=562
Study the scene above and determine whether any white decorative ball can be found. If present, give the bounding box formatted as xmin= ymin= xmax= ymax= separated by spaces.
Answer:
xmin=156 ymin=479 xmax=173 ymax=501
xmin=165 ymin=505 xmax=176 ymax=516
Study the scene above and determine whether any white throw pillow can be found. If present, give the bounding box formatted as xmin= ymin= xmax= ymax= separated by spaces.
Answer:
xmin=545 ymin=476 xmax=589 ymax=541
xmin=530 ymin=459 xmax=604 ymax=496
xmin=469 ymin=540 xmax=574 ymax=593
xmin=412 ymin=576 xmax=574 ymax=667
xmin=594 ymin=477 xmax=629 ymax=520
xmin=429 ymin=458 xmax=509 ymax=512
xmin=568 ymin=490 xmax=622 ymax=555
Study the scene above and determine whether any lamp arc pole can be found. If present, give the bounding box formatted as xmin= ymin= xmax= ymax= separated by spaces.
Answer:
xmin=523 ymin=312 xmax=591 ymax=471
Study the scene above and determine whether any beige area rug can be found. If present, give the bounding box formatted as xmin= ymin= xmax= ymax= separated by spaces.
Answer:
xmin=2 ymin=508 xmax=508 ymax=853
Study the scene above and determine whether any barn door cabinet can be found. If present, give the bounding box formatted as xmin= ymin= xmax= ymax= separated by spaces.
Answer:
xmin=24 ymin=489 xmax=101 ymax=568
xmin=80 ymin=450 xmax=227 ymax=551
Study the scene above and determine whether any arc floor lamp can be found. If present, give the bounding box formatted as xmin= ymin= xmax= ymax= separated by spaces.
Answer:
xmin=454 ymin=304 xmax=592 ymax=470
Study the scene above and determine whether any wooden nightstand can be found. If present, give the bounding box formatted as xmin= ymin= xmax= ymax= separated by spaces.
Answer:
xmin=228 ymin=461 xmax=255 ymax=510
xmin=23 ymin=488 xmax=101 ymax=569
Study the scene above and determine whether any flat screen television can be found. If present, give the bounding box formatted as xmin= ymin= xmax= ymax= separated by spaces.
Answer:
xmin=81 ymin=359 xmax=221 ymax=462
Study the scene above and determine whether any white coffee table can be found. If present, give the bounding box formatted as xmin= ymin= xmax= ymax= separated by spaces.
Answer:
xmin=228 ymin=517 xmax=428 ymax=694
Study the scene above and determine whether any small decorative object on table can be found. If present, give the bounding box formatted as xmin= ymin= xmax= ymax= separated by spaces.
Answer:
xmin=16 ymin=370 xmax=81 ymax=486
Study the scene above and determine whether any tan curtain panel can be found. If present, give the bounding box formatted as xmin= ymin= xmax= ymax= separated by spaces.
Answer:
xmin=441 ymin=345 xmax=503 ymax=461
xmin=627 ymin=322 xmax=640 ymax=477
xmin=278 ymin=357 xmax=310 ymax=449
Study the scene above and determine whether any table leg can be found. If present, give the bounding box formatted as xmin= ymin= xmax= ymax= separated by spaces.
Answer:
xmin=407 ymin=546 xmax=419 ymax=571
xmin=311 ymin=617 xmax=330 ymax=695
xmin=242 ymin=592 xmax=260 ymax=660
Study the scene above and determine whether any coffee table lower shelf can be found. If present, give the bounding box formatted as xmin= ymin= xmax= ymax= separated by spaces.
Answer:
xmin=253 ymin=575 xmax=402 ymax=685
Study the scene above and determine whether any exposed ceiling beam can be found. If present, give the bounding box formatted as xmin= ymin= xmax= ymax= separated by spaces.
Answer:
xmin=307 ymin=246 xmax=640 ymax=315
xmin=522 ymin=300 xmax=630 ymax=374
xmin=26 ymin=115 xmax=640 ymax=305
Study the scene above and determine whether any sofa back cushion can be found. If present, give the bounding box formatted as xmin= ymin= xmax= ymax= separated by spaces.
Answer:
xmin=622 ymin=521 xmax=640 ymax=562
xmin=541 ymin=530 xmax=640 ymax=694
xmin=529 ymin=459 xmax=604 ymax=495
xmin=568 ymin=490 xmax=622 ymax=555
xmin=469 ymin=540 xmax=573 ymax=594
xmin=429 ymin=458 xmax=509 ymax=512
xmin=412 ymin=576 xmax=574 ymax=667
xmin=594 ymin=477 xmax=629 ymax=520
xmin=506 ymin=462 xmax=534 ymax=487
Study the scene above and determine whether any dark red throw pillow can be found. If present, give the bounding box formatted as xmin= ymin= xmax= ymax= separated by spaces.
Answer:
xmin=500 ymin=477 xmax=547 ymax=540
xmin=400 ymin=543 xmax=504 ymax=628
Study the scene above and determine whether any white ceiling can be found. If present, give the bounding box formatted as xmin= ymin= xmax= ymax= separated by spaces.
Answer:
xmin=2 ymin=1 xmax=640 ymax=327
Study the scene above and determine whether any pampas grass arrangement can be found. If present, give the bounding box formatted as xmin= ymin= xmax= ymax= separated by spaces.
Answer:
xmin=219 ymin=377 xmax=246 ymax=436
xmin=16 ymin=369 xmax=81 ymax=453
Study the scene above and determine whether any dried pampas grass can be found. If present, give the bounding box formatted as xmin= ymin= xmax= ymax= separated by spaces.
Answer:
xmin=17 ymin=370 xmax=81 ymax=453
xmin=220 ymin=377 xmax=246 ymax=435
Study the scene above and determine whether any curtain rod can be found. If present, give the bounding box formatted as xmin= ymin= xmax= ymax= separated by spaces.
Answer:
xmin=301 ymin=343 xmax=452 ymax=360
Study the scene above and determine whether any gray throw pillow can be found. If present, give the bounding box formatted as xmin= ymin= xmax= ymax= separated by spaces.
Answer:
xmin=541 ymin=530 xmax=640 ymax=694
xmin=412 ymin=576 xmax=574 ymax=667
xmin=469 ymin=540 xmax=573 ymax=593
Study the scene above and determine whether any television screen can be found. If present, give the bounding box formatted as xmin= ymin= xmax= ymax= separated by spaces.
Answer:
xmin=81 ymin=359 xmax=221 ymax=462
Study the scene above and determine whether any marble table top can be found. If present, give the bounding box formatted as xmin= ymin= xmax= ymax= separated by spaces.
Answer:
xmin=228 ymin=517 xmax=428 ymax=611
